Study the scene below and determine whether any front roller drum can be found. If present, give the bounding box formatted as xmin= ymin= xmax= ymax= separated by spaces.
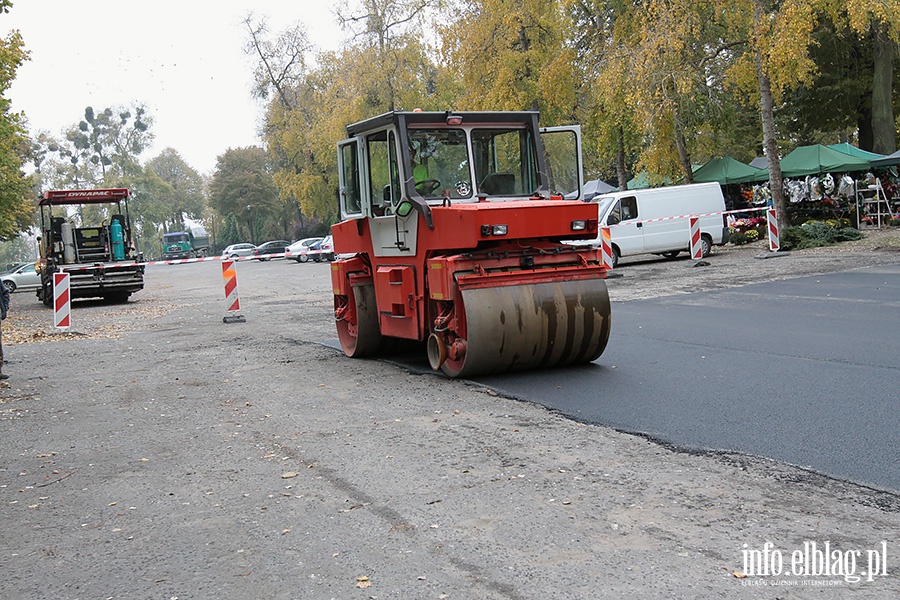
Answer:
xmin=430 ymin=279 xmax=611 ymax=378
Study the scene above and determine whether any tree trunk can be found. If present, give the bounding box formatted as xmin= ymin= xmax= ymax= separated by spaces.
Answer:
xmin=753 ymin=0 xmax=788 ymax=228
xmin=615 ymin=125 xmax=628 ymax=190
xmin=673 ymin=108 xmax=693 ymax=184
xmin=857 ymin=105 xmax=874 ymax=152
xmin=871 ymin=22 xmax=896 ymax=154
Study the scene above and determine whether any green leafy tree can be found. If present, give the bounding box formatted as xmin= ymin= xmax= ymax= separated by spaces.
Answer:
xmin=218 ymin=213 xmax=243 ymax=248
xmin=208 ymin=147 xmax=279 ymax=245
xmin=819 ymin=0 xmax=899 ymax=154
xmin=145 ymin=148 xmax=205 ymax=232
xmin=72 ymin=105 xmax=152 ymax=179
xmin=0 ymin=0 xmax=33 ymax=241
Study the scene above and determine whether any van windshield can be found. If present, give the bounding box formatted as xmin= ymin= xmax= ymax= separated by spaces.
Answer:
xmin=594 ymin=195 xmax=617 ymax=216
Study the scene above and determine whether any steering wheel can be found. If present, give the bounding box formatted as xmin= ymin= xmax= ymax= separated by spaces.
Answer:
xmin=415 ymin=179 xmax=441 ymax=196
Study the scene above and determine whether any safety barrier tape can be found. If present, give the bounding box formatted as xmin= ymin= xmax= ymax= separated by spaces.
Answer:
xmin=610 ymin=205 xmax=769 ymax=226
xmin=49 ymin=248 xmax=333 ymax=271
xmin=49 ymin=206 xmax=773 ymax=273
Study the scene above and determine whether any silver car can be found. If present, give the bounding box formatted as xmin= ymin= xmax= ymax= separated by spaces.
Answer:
xmin=1 ymin=262 xmax=41 ymax=293
xmin=285 ymin=237 xmax=323 ymax=263
xmin=222 ymin=243 xmax=256 ymax=259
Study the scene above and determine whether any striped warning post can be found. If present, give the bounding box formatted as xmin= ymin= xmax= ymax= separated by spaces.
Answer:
xmin=53 ymin=272 xmax=71 ymax=330
xmin=767 ymin=208 xmax=780 ymax=251
xmin=689 ymin=216 xmax=703 ymax=259
xmin=600 ymin=227 xmax=613 ymax=269
xmin=221 ymin=260 xmax=246 ymax=323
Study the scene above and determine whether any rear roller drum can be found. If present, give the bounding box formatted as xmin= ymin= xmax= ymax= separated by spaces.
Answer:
xmin=429 ymin=279 xmax=612 ymax=378
xmin=335 ymin=283 xmax=382 ymax=357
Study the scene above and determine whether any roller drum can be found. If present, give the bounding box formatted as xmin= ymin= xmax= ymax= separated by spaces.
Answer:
xmin=443 ymin=279 xmax=611 ymax=378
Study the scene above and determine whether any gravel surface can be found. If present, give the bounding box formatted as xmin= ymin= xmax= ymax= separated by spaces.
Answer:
xmin=2 ymin=228 xmax=900 ymax=599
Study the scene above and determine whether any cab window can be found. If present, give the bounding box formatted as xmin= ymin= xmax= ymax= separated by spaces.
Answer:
xmin=367 ymin=129 xmax=401 ymax=215
xmin=472 ymin=128 xmax=537 ymax=196
xmin=339 ymin=141 xmax=362 ymax=216
xmin=408 ymin=129 xmax=471 ymax=198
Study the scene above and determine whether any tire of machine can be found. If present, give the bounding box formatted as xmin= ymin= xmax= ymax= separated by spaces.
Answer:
xmin=442 ymin=278 xmax=612 ymax=378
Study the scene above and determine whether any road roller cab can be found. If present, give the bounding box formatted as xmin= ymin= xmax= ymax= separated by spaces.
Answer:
xmin=330 ymin=110 xmax=612 ymax=377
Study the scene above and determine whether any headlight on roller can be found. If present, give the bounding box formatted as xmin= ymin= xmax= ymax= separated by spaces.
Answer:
xmin=480 ymin=224 xmax=509 ymax=236
xmin=571 ymin=220 xmax=587 ymax=231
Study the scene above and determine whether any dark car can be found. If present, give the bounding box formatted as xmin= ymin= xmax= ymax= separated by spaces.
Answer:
xmin=252 ymin=240 xmax=291 ymax=261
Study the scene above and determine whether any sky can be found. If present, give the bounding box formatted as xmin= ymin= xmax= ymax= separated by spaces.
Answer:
xmin=4 ymin=1 xmax=347 ymax=175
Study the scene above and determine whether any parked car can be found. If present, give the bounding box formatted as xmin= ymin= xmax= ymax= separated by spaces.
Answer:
xmin=252 ymin=240 xmax=291 ymax=261
xmin=285 ymin=237 xmax=323 ymax=263
xmin=222 ymin=243 xmax=256 ymax=258
xmin=309 ymin=235 xmax=334 ymax=262
xmin=3 ymin=262 xmax=26 ymax=273
xmin=1 ymin=262 xmax=41 ymax=293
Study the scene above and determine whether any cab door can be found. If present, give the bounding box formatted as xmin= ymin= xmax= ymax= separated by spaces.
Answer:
xmin=337 ymin=138 xmax=365 ymax=220
xmin=608 ymin=196 xmax=645 ymax=255
xmin=540 ymin=125 xmax=584 ymax=199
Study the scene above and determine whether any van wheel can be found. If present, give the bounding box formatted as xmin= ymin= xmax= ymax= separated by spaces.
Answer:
xmin=611 ymin=247 xmax=620 ymax=268
xmin=661 ymin=251 xmax=680 ymax=260
xmin=700 ymin=235 xmax=712 ymax=258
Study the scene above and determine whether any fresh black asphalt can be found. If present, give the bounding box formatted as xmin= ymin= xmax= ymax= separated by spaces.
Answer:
xmin=477 ymin=263 xmax=900 ymax=492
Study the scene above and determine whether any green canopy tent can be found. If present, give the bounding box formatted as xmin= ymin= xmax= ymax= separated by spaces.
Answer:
xmin=827 ymin=143 xmax=885 ymax=163
xmin=871 ymin=150 xmax=900 ymax=168
xmin=779 ymin=144 xmax=871 ymax=178
xmin=625 ymin=172 xmax=676 ymax=189
xmin=692 ymin=156 xmax=768 ymax=184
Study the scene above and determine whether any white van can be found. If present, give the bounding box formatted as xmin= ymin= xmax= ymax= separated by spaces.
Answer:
xmin=584 ymin=182 xmax=730 ymax=267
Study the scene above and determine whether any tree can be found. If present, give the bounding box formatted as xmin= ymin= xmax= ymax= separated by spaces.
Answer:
xmin=34 ymin=103 xmax=154 ymax=189
xmin=252 ymin=3 xmax=440 ymax=225
xmin=145 ymin=148 xmax=205 ymax=231
xmin=0 ymin=1 xmax=33 ymax=241
xmin=217 ymin=213 xmax=243 ymax=248
xmin=566 ymin=0 xmax=641 ymax=188
xmin=243 ymin=14 xmax=311 ymax=111
xmin=820 ymin=0 xmax=900 ymax=154
xmin=440 ymin=0 xmax=577 ymax=122
xmin=72 ymin=105 xmax=153 ymax=180
xmin=208 ymin=147 xmax=280 ymax=245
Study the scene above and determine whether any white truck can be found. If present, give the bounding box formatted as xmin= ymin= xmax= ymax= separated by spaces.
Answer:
xmin=583 ymin=182 xmax=730 ymax=267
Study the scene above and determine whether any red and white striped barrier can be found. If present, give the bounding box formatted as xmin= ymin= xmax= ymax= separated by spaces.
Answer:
xmin=53 ymin=272 xmax=71 ymax=330
xmin=767 ymin=208 xmax=780 ymax=251
xmin=630 ymin=205 xmax=769 ymax=226
xmin=53 ymin=248 xmax=334 ymax=271
xmin=689 ymin=217 xmax=703 ymax=259
xmin=221 ymin=260 xmax=245 ymax=323
xmin=600 ymin=227 xmax=613 ymax=269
